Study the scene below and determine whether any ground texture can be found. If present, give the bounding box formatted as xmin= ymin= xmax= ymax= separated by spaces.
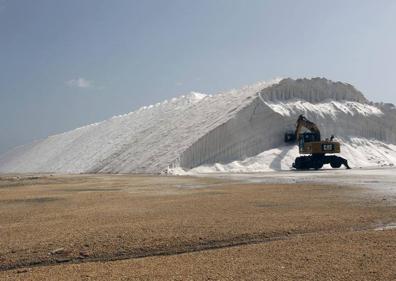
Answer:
xmin=0 ymin=174 xmax=395 ymax=280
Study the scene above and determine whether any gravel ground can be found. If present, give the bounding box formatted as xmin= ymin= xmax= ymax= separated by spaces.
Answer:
xmin=0 ymin=174 xmax=395 ymax=280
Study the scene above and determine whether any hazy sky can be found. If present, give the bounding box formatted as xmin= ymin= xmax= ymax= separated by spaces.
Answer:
xmin=1 ymin=0 xmax=395 ymax=154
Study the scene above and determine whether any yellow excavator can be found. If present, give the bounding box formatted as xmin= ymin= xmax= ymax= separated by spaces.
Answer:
xmin=285 ymin=115 xmax=351 ymax=170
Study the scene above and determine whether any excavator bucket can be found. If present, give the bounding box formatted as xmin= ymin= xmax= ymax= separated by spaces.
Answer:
xmin=284 ymin=132 xmax=296 ymax=143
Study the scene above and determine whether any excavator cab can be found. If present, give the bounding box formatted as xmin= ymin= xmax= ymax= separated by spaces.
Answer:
xmin=300 ymin=132 xmax=320 ymax=142
xmin=285 ymin=130 xmax=319 ymax=144
xmin=298 ymin=133 xmax=317 ymax=153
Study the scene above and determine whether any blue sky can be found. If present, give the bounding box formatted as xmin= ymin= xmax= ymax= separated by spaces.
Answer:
xmin=0 ymin=0 xmax=395 ymax=153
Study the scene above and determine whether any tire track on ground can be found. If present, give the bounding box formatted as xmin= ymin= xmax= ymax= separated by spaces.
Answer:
xmin=0 ymin=225 xmax=379 ymax=272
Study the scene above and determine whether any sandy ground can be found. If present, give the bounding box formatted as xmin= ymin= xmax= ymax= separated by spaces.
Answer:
xmin=0 ymin=173 xmax=395 ymax=280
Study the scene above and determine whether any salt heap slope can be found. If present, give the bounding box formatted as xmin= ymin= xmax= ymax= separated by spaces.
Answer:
xmin=0 ymin=80 xmax=277 ymax=173
xmin=1 ymin=78 xmax=396 ymax=174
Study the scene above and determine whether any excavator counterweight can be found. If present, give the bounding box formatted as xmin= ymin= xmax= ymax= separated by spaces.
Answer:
xmin=285 ymin=115 xmax=350 ymax=170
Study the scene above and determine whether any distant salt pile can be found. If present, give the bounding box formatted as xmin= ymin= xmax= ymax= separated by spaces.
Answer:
xmin=1 ymin=78 xmax=396 ymax=174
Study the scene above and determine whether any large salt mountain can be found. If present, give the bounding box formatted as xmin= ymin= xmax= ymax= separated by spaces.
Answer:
xmin=1 ymin=78 xmax=396 ymax=174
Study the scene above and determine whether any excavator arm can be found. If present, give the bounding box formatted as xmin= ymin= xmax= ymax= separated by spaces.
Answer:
xmin=294 ymin=115 xmax=321 ymax=141
xmin=284 ymin=115 xmax=320 ymax=143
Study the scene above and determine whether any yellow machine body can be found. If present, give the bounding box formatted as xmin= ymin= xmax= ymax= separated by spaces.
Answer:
xmin=299 ymin=140 xmax=341 ymax=155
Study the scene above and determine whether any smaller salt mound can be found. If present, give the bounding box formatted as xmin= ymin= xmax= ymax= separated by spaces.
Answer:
xmin=173 ymin=138 xmax=396 ymax=174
